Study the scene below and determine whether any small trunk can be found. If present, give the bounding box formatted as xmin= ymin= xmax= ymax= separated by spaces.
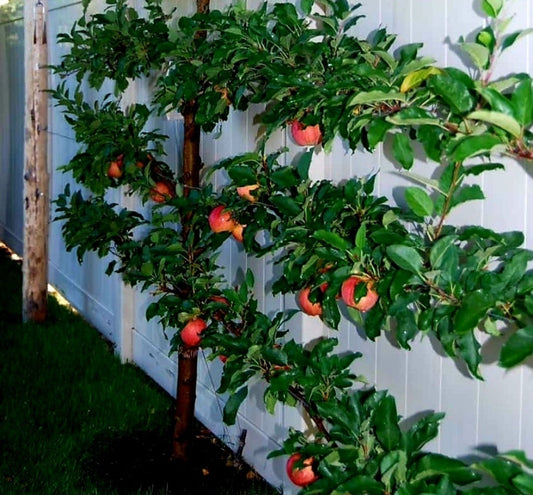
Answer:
xmin=171 ymin=102 xmax=202 ymax=461
xmin=182 ymin=102 xmax=202 ymax=190
xmin=172 ymin=348 xmax=199 ymax=460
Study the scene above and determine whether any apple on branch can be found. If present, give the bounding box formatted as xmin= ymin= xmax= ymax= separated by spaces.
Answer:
xmin=231 ymin=223 xmax=245 ymax=242
xmin=208 ymin=205 xmax=238 ymax=233
xmin=107 ymin=154 xmax=124 ymax=179
xmin=286 ymin=453 xmax=319 ymax=487
xmin=341 ymin=276 xmax=379 ymax=312
xmin=181 ymin=318 xmax=207 ymax=347
xmin=150 ymin=181 xmax=175 ymax=203
xmin=298 ymin=287 xmax=323 ymax=316
xmin=290 ymin=121 xmax=322 ymax=147
xmin=237 ymin=184 xmax=259 ymax=202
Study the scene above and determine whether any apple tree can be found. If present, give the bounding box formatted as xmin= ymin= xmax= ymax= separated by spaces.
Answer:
xmin=50 ymin=0 xmax=533 ymax=492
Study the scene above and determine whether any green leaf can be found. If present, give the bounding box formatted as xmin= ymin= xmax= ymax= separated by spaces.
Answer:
xmin=463 ymin=163 xmax=505 ymax=176
xmin=270 ymin=195 xmax=301 ymax=216
xmin=374 ymin=396 xmax=401 ymax=450
xmin=331 ymin=476 xmax=384 ymax=495
xmin=449 ymin=134 xmax=502 ymax=162
xmin=395 ymin=308 xmax=418 ymax=349
xmin=477 ymin=26 xmax=496 ymax=51
xmin=392 ymin=133 xmax=414 ymax=170
xmin=405 ymin=412 xmax=445 ymax=454
xmin=473 ymin=456 xmax=524 ymax=485
xmin=349 ymin=90 xmax=406 ymax=106
xmin=500 ymin=450 xmax=533 ymax=469
xmin=405 ymin=187 xmax=433 ymax=217
xmin=355 ymin=223 xmax=367 ymax=249
xmin=467 ymin=110 xmax=522 ymax=138
xmin=513 ymin=473 xmax=533 ymax=495
xmin=459 ymin=42 xmax=490 ymax=70
xmin=141 ymin=261 xmax=153 ymax=276
xmin=400 ymin=67 xmax=443 ymax=93
xmin=296 ymin=150 xmax=313 ymax=180
xmin=366 ymin=118 xmax=393 ymax=150
xmin=482 ymin=0 xmax=503 ymax=17
xmin=512 ymin=78 xmax=533 ymax=127
xmin=414 ymin=454 xmax=480 ymax=485
xmin=380 ymin=450 xmax=408 ymax=488
xmin=386 ymin=245 xmax=424 ymax=274
xmin=146 ymin=302 xmax=159 ymax=321
xmin=454 ymin=290 xmax=494 ymax=334
xmin=270 ymin=167 xmax=299 ymax=188
xmin=499 ymin=326 xmax=533 ymax=368
xmin=427 ymin=73 xmax=475 ymax=114
xmin=477 ymin=87 xmax=516 ymax=117
xmin=227 ymin=165 xmax=257 ymax=184
xmin=451 ymin=184 xmax=485 ymax=209
xmin=313 ymin=230 xmax=350 ymax=250
xmin=500 ymin=251 xmax=530 ymax=288
xmin=416 ymin=125 xmax=443 ymax=162
xmin=430 ymin=235 xmax=458 ymax=270
xmin=457 ymin=331 xmax=483 ymax=379
xmin=502 ymin=28 xmax=533 ymax=51
xmin=223 ymin=386 xmax=248 ymax=425
xmin=264 ymin=388 xmax=278 ymax=415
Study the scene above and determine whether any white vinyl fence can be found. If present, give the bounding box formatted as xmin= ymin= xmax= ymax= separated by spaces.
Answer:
xmin=1 ymin=0 xmax=533 ymax=492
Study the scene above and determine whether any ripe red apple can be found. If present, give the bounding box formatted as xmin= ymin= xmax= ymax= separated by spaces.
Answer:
xmin=181 ymin=318 xmax=207 ymax=347
xmin=286 ymin=453 xmax=318 ymax=487
xmin=210 ymin=295 xmax=229 ymax=305
xmin=208 ymin=205 xmax=238 ymax=233
xmin=237 ymin=184 xmax=259 ymax=203
xmin=210 ymin=295 xmax=229 ymax=321
xmin=150 ymin=181 xmax=174 ymax=203
xmin=298 ymin=287 xmax=323 ymax=316
xmin=341 ymin=276 xmax=379 ymax=312
xmin=231 ymin=223 xmax=245 ymax=242
xmin=107 ymin=160 xmax=123 ymax=179
xmin=290 ymin=121 xmax=322 ymax=146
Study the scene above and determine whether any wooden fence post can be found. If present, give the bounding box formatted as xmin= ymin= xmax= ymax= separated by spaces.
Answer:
xmin=23 ymin=0 xmax=49 ymax=322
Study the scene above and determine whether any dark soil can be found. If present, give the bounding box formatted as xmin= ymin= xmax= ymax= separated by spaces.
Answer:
xmin=82 ymin=423 xmax=277 ymax=495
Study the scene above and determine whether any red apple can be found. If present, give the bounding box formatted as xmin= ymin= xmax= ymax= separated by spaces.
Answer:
xmin=107 ymin=160 xmax=123 ymax=179
xmin=181 ymin=318 xmax=207 ymax=347
xmin=290 ymin=121 xmax=322 ymax=146
xmin=231 ymin=223 xmax=245 ymax=242
xmin=237 ymin=184 xmax=259 ymax=203
xmin=286 ymin=453 xmax=318 ymax=487
xmin=210 ymin=295 xmax=229 ymax=321
xmin=150 ymin=181 xmax=174 ymax=203
xmin=341 ymin=276 xmax=379 ymax=312
xmin=208 ymin=205 xmax=237 ymax=233
xmin=298 ymin=287 xmax=323 ymax=316
xmin=210 ymin=295 xmax=229 ymax=305
xmin=219 ymin=354 xmax=228 ymax=363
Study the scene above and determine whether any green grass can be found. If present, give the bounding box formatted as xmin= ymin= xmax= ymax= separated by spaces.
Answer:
xmin=0 ymin=247 xmax=277 ymax=495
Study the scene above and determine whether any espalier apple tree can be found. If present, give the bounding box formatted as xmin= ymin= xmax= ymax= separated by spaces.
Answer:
xmin=51 ymin=0 xmax=533 ymax=492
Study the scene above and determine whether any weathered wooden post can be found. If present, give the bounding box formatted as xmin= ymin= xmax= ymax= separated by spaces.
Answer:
xmin=22 ymin=0 xmax=49 ymax=322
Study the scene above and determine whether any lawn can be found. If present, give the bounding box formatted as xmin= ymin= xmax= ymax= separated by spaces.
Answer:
xmin=0 ymin=245 xmax=277 ymax=495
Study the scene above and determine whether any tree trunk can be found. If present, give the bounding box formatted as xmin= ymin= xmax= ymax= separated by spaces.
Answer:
xmin=171 ymin=102 xmax=203 ymax=460
xmin=170 ymin=0 xmax=210 ymax=464
xmin=23 ymin=0 xmax=49 ymax=323
xmin=172 ymin=347 xmax=199 ymax=460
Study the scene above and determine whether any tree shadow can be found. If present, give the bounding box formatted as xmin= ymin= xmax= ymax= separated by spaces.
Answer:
xmin=81 ymin=424 xmax=277 ymax=495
